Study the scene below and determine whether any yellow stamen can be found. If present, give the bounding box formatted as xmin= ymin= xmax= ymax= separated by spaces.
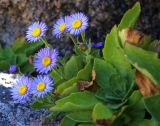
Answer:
xmin=18 ymin=85 xmax=28 ymax=95
xmin=42 ymin=57 xmax=51 ymax=66
xmin=72 ymin=20 xmax=82 ymax=29
xmin=32 ymin=28 xmax=41 ymax=37
xmin=59 ymin=23 xmax=66 ymax=32
xmin=37 ymin=82 xmax=46 ymax=91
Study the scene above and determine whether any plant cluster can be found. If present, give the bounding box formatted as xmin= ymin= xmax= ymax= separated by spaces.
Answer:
xmin=1 ymin=2 xmax=160 ymax=126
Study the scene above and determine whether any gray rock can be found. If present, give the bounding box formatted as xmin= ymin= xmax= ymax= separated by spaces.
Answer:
xmin=0 ymin=0 xmax=160 ymax=54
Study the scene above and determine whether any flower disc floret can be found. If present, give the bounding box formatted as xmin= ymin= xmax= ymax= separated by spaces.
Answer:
xmin=34 ymin=48 xmax=59 ymax=74
xmin=66 ymin=12 xmax=88 ymax=35
xmin=32 ymin=75 xmax=53 ymax=98
xmin=26 ymin=22 xmax=47 ymax=42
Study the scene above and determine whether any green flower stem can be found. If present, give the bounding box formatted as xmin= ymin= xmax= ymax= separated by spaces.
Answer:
xmin=66 ymin=33 xmax=77 ymax=46
xmin=81 ymin=31 xmax=86 ymax=43
xmin=41 ymin=37 xmax=49 ymax=48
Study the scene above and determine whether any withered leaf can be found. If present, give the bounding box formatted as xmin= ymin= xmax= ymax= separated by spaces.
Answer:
xmin=123 ymin=28 xmax=144 ymax=46
xmin=136 ymin=71 xmax=160 ymax=96
xmin=77 ymin=80 xmax=99 ymax=92
xmin=96 ymin=119 xmax=111 ymax=126
xmin=77 ymin=81 xmax=93 ymax=91
xmin=92 ymin=69 xmax=96 ymax=81
xmin=28 ymin=55 xmax=33 ymax=64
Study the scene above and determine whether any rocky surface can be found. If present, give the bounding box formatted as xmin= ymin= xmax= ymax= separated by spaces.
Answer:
xmin=0 ymin=0 xmax=160 ymax=125
xmin=0 ymin=73 xmax=57 ymax=126
xmin=0 ymin=0 xmax=160 ymax=52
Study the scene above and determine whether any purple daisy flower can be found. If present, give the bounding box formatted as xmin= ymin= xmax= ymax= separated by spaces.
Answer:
xmin=33 ymin=48 xmax=59 ymax=74
xmin=66 ymin=12 xmax=88 ymax=35
xmin=9 ymin=65 xmax=17 ymax=73
xmin=26 ymin=22 xmax=47 ymax=42
xmin=92 ymin=42 xmax=104 ymax=48
xmin=32 ymin=75 xmax=54 ymax=98
xmin=53 ymin=16 xmax=69 ymax=38
xmin=10 ymin=76 xmax=32 ymax=103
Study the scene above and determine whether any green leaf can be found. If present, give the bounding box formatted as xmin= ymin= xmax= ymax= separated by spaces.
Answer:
xmin=64 ymin=56 xmax=83 ymax=80
xmin=93 ymin=58 xmax=117 ymax=88
xmin=32 ymin=100 xmax=53 ymax=109
xmin=128 ymin=90 xmax=144 ymax=107
xmin=94 ymin=58 xmax=134 ymax=109
xmin=13 ymin=38 xmax=43 ymax=55
xmin=112 ymin=105 xmax=145 ymax=126
xmin=61 ymin=83 xmax=79 ymax=96
xmin=50 ymin=92 xmax=99 ymax=112
xmin=103 ymin=26 xmax=132 ymax=77
xmin=24 ymin=41 xmax=43 ymax=55
xmin=12 ymin=38 xmax=26 ymax=52
xmin=60 ymin=116 xmax=76 ymax=126
xmin=32 ymin=94 xmax=55 ymax=109
xmin=144 ymin=94 xmax=160 ymax=121
xmin=3 ymin=47 xmax=17 ymax=64
xmin=124 ymin=43 xmax=160 ymax=85
xmin=96 ymin=74 xmax=134 ymax=109
xmin=55 ymin=77 xmax=78 ymax=95
xmin=92 ymin=103 xmax=112 ymax=122
xmin=67 ymin=111 xmax=92 ymax=123
xmin=78 ymin=124 xmax=98 ymax=126
xmin=77 ymin=58 xmax=93 ymax=80
xmin=0 ymin=60 xmax=9 ymax=70
xmin=20 ymin=63 xmax=33 ymax=73
xmin=118 ymin=2 xmax=141 ymax=31
xmin=16 ymin=54 xmax=28 ymax=66
xmin=139 ymin=119 xmax=155 ymax=126
xmin=51 ymin=68 xmax=65 ymax=86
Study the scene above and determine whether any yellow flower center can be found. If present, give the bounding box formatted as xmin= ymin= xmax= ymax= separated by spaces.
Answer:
xmin=32 ymin=28 xmax=41 ymax=37
xmin=59 ymin=23 xmax=66 ymax=32
xmin=42 ymin=57 xmax=51 ymax=66
xmin=37 ymin=82 xmax=46 ymax=91
xmin=18 ymin=85 xmax=28 ymax=95
xmin=72 ymin=20 xmax=82 ymax=29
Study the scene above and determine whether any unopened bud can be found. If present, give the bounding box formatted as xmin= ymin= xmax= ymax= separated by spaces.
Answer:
xmin=80 ymin=43 xmax=88 ymax=51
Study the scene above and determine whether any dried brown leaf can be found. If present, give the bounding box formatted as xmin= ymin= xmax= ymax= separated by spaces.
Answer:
xmin=123 ymin=28 xmax=144 ymax=46
xmin=136 ymin=71 xmax=160 ymax=96
xmin=77 ymin=80 xmax=99 ymax=92
xmin=28 ymin=55 xmax=33 ymax=64
xmin=96 ymin=119 xmax=111 ymax=126
xmin=92 ymin=69 xmax=96 ymax=81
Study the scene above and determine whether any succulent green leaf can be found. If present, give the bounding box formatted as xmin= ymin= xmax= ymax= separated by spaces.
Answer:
xmin=77 ymin=58 xmax=93 ymax=80
xmin=128 ymin=90 xmax=143 ymax=107
xmin=64 ymin=56 xmax=83 ymax=80
xmin=32 ymin=94 xmax=55 ymax=109
xmin=103 ymin=26 xmax=132 ymax=77
xmin=124 ymin=43 xmax=160 ymax=85
xmin=92 ymin=103 xmax=112 ymax=122
xmin=55 ymin=77 xmax=78 ymax=95
xmin=93 ymin=58 xmax=117 ymax=88
xmin=20 ymin=63 xmax=33 ymax=73
xmin=0 ymin=60 xmax=9 ymax=70
xmin=61 ymin=83 xmax=79 ymax=96
xmin=78 ymin=124 xmax=98 ymax=126
xmin=50 ymin=92 xmax=99 ymax=112
xmin=112 ymin=105 xmax=145 ymax=126
xmin=16 ymin=54 xmax=28 ymax=66
xmin=144 ymin=94 xmax=160 ymax=122
xmin=60 ymin=116 xmax=76 ymax=126
xmin=51 ymin=68 xmax=65 ymax=86
xmin=67 ymin=111 xmax=92 ymax=123
xmin=12 ymin=37 xmax=43 ymax=55
xmin=118 ymin=2 xmax=141 ymax=31
xmin=139 ymin=119 xmax=155 ymax=126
